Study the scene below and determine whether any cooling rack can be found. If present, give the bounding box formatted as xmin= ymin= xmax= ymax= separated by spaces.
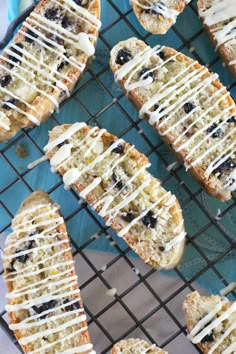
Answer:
xmin=0 ymin=0 xmax=236 ymax=353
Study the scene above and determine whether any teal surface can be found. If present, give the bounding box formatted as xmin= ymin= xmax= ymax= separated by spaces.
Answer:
xmin=3 ymin=0 xmax=236 ymax=296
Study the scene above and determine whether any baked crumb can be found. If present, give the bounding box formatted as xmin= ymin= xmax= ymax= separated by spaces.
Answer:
xmin=16 ymin=144 xmax=28 ymax=158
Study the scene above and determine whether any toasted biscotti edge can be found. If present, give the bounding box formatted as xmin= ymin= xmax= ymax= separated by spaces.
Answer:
xmin=111 ymin=338 xmax=168 ymax=353
xmin=0 ymin=0 xmax=100 ymax=142
xmin=110 ymin=38 xmax=236 ymax=202
xmin=197 ymin=0 xmax=236 ymax=79
xmin=130 ymin=0 xmax=187 ymax=34
xmin=3 ymin=190 xmax=91 ymax=354
xmin=46 ymin=124 xmax=186 ymax=270
xmin=182 ymin=291 xmax=235 ymax=354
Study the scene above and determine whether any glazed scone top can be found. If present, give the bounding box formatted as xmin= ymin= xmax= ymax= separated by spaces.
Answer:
xmin=131 ymin=0 xmax=180 ymax=22
xmin=110 ymin=38 xmax=236 ymax=196
xmin=4 ymin=193 xmax=94 ymax=353
xmin=198 ymin=0 xmax=236 ymax=65
xmin=0 ymin=0 xmax=101 ymax=133
xmin=111 ymin=338 xmax=168 ymax=353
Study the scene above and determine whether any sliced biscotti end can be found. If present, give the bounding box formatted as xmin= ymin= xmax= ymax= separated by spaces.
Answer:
xmin=111 ymin=338 xmax=168 ymax=353
xmin=110 ymin=38 xmax=236 ymax=202
xmin=183 ymin=291 xmax=236 ymax=354
xmin=0 ymin=0 xmax=101 ymax=142
xmin=45 ymin=123 xmax=186 ymax=270
xmin=130 ymin=0 xmax=188 ymax=34
xmin=197 ymin=0 xmax=236 ymax=79
xmin=4 ymin=190 xmax=93 ymax=354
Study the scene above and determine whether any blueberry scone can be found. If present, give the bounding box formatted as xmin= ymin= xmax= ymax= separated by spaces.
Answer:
xmin=4 ymin=190 xmax=94 ymax=354
xmin=110 ymin=38 xmax=236 ymax=202
xmin=183 ymin=291 xmax=236 ymax=354
xmin=130 ymin=0 xmax=190 ymax=34
xmin=198 ymin=0 xmax=236 ymax=78
xmin=111 ymin=338 xmax=168 ymax=353
xmin=44 ymin=122 xmax=186 ymax=269
xmin=0 ymin=0 xmax=101 ymax=142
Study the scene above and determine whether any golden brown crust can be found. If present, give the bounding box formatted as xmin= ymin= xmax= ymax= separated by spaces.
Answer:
xmin=4 ymin=190 xmax=91 ymax=354
xmin=197 ymin=0 xmax=236 ymax=79
xmin=46 ymin=124 xmax=186 ymax=270
xmin=0 ymin=0 xmax=100 ymax=142
xmin=130 ymin=0 xmax=187 ymax=34
xmin=110 ymin=38 xmax=236 ymax=202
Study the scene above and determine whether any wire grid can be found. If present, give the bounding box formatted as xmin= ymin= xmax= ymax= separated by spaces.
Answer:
xmin=0 ymin=0 xmax=236 ymax=353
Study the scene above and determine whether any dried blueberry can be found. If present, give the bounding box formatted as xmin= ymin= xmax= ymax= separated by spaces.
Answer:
xmin=63 ymin=299 xmax=80 ymax=312
xmin=112 ymin=173 xmax=123 ymax=190
xmin=122 ymin=212 xmax=135 ymax=222
xmin=154 ymin=104 xmax=164 ymax=113
xmin=73 ymin=0 xmax=87 ymax=5
xmin=45 ymin=8 xmax=58 ymax=21
xmin=0 ymin=74 xmax=12 ymax=87
xmin=142 ymin=210 xmax=157 ymax=228
xmin=157 ymin=51 xmax=165 ymax=60
xmin=183 ymin=102 xmax=196 ymax=114
xmin=227 ymin=116 xmax=235 ymax=123
xmin=7 ymin=261 xmax=16 ymax=273
xmin=8 ymin=43 xmax=24 ymax=66
xmin=115 ymin=49 xmax=132 ymax=65
xmin=110 ymin=141 xmax=124 ymax=154
xmin=2 ymin=98 xmax=17 ymax=110
xmin=201 ymin=332 xmax=214 ymax=343
xmin=25 ymin=29 xmax=38 ymax=43
xmin=158 ymin=246 xmax=165 ymax=252
xmin=139 ymin=68 xmax=154 ymax=81
xmin=57 ymin=139 xmax=69 ymax=148
xmin=61 ymin=15 xmax=72 ymax=29
xmin=206 ymin=123 xmax=223 ymax=138
xmin=15 ymin=240 xmax=35 ymax=264
xmin=32 ymin=300 xmax=57 ymax=319
xmin=145 ymin=3 xmax=165 ymax=15
xmin=213 ymin=157 xmax=236 ymax=176
xmin=49 ymin=34 xmax=64 ymax=46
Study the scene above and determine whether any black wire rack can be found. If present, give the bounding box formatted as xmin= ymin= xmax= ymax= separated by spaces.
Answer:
xmin=0 ymin=0 xmax=236 ymax=353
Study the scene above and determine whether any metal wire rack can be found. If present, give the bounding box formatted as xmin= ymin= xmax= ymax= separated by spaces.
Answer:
xmin=0 ymin=0 xmax=236 ymax=353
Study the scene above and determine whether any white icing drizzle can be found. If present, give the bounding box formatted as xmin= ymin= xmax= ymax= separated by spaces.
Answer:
xmin=220 ymin=282 xmax=236 ymax=296
xmin=45 ymin=124 xmax=185 ymax=255
xmin=119 ymin=339 xmax=158 ymax=353
xmin=57 ymin=343 xmax=94 ymax=354
xmin=28 ymin=155 xmax=48 ymax=169
xmin=132 ymin=0 xmax=179 ymax=21
xmin=199 ymin=0 xmax=236 ymax=65
xmin=188 ymin=299 xmax=236 ymax=353
xmin=114 ymin=42 xmax=236 ymax=183
xmin=209 ymin=322 xmax=236 ymax=354
xmin=5 ymin=201 xmax=94 ymax=353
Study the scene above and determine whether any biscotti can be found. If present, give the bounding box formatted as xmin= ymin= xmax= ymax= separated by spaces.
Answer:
xmin=0 ymin=0 xmax=100 ymax=141
xmin=110 ymin=38 xmax=236 ymax=202
xmin=130 ymin=0 xmax=190 ymax=34
xmin=183 ymin=291 xmax=236 ymax=354
xmin=43 ymin=122 xmax=186 ymax=269
xmin=198 ymin=0 xmax=236 ymax=78
xmin=111 ymin=338 xmax=168 ymax=353
xmin=3 ymin=190 xmax=94 ymax=354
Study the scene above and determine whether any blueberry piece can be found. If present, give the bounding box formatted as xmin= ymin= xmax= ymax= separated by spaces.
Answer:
xmin=29 ymin=229 xmax=37 ymax=237
xmin=110 ymin=141 xmax=124 ymax=154
xmin=0 ymin=75 xmax=12 ymax=87
xmin=50 ymin=34 xmax=64 ymax=46
xmin=63 ymin=299 xmax=80 ymax=312
xmin=2 ymin=98 xmax=17 ymax=110
xmin=61 ymin=15 xmax=72 ymax=29
xmin=154 ymin=104 xmax=164 ymax=112
xmin=214 ymin=157 xmax=236 ymax=176
xmin=122 ymin=212 xmax=135 ymax=222
xmin=25 ymin=29 xmax=38 ymax=43
xmin=8 ymin=43 xmax=24 ymax=66
xmin=7 ymin=262 xmax=16 ymax=273
xmin=159 ymin=246 xmax=165 ymax=252
xmin=139 ymin=68 xmax=154 ymax=81
xmin=32 ymin=300 xmax=57 ymax=319
xmin=142 ymin=210 xmax=157 ymax=228
xmin=227 ymin=116 xmax=235 ymax=123
xmin=45 ymin=8 xmax=58 ymax=21
xmin=206 ymin=123 xmax=223 ymax=138
xmin=73 ymin=0 xmax=87 ymax=5
xmin=57 ymin=139 xmax=69 ymax=148
xmin=115 ymin=49 xmax=132 ymax=65
xmin=157 ymin=51 xmax=165 ymax=60
xmin=145 ymin=3 xmax=164 ymax=15
xmin=183 ymin=102 xmax=196 ymax=114
xmin=201 ymin=332 xmax=214 ymax=343
xmin=112 ymin=173 xmax=123 ymax=190
xmin=15 ymin=240 xmax=35 ymax=264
